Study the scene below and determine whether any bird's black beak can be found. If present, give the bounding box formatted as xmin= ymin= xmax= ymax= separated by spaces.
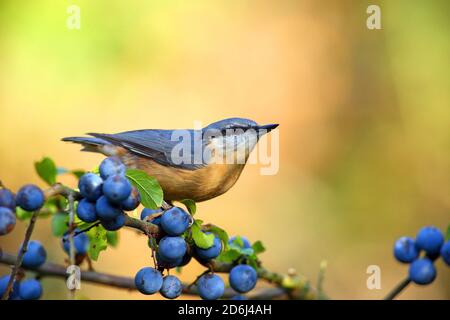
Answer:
xmin=258 ymin=123 xmax=279 ymax=133
xmin=256 ymin=123 xmax=279 ymax=138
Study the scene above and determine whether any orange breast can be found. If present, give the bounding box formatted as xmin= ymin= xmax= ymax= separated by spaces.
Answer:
xmin=122 ymin=155 xmax=246 ymax=202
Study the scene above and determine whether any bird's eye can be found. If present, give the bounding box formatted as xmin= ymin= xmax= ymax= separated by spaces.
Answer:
xmin=222 ymin=126 xmax=247 ymax=135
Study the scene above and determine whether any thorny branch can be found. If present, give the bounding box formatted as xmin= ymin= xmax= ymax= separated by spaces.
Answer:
xmin=1 ymin=183 xmax=321 ymax=300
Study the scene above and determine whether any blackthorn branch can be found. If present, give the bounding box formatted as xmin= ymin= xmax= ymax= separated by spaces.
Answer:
xmin=1 ymin=210 xmax=39 ymax=300
xmin=0 ymin=251 xmax=287 ymax=299
xmin=1 ymin=181 xmax=321 ymax=300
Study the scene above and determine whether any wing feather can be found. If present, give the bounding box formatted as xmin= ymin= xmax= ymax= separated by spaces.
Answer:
xmin=88 ymin=130 xmax=205 ymax=170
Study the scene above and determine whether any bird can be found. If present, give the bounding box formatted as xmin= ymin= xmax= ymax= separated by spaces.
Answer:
xmin=62 ymin=118 xmax=278 ymax=202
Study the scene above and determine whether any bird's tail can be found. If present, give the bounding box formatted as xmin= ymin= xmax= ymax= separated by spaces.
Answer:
xmin=61 ymin=136 xmax=111 ymax=154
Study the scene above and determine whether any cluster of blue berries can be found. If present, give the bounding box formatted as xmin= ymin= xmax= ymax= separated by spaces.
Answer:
xmin=394 ymin=226 xmax=450 ymax=285
xmin=0 ymin=240 xmax=47 ymax=300
xmin=0 ymin=275 xmax=43 ymax=300
xmin=135 ymin=205 xmax=258 ymax=300
xmin=194 ymin=237 xmax=257 ymax=300
xmin=76 ymin=157 xmax=140 ymax=231
xmin=0 ymin=185 xmax=47 ymax=299
xmin=135 ymin=206 xmax=192 ymax=299
xmin=0 ymin=184 xmax=45 ymax=236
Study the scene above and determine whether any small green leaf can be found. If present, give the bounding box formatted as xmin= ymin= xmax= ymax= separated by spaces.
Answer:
xmin=247 ymin=255 xmax=258 ymax=270
xmin=42 ymin=198 xmax=60 ymax=216
xmin=191 ymin=220 xmax=214 ymax=249
xmin=34 ymin=157 xmax=57 ymax=185
xmin=87 ymin=225 xmax=108 ymax=261
xmin=207 ymin=225 xmax=229 ymax=250
xmin=126 ymin=169 xmax=163 ymax=209
xmin=51 ymin=213 xmax=68 ymax=236
xmin=252 ymin=240 xmax=266 ymax=255
xmin=71 ymin=170 xmax=86 ymax=179
xmin=106 ymin=231 xmax=119 ymax=247
xmin=15 ymin=207 xmax=33 ymax=220
xmin=240 ymin=248 xmax=255 ymax=256
xmin=446 ymin=224 xmax=450 ymax=241
xmin=216 ymin=248 xmax=241 ymax=263
xmin=178 ymin=199 xmax=196 ymax=215
xmin=231 ymin=236 xmax=244 ymax=248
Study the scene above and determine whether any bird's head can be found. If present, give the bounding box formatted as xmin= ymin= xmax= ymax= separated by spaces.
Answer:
xmin=202 ymin=118 xmax=278 ymax=164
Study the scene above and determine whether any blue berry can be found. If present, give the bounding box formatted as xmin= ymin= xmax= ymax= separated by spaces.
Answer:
xmin=62 ymin=230 xmax=90 ymax=255
xmin=102 ymin=175 xmax=132 ymax=204
xmin=0 ymin=207 xmax=16 ymax=235
xmin=394 ymin=237 xmax=419 ymax=263
xmin=229 ymin=236 xmax=251 ymax=249
xmin=158 ymin=236 xmax=187 ymax=262
xmin=134 ymin=267 xmax=163 ymax=294
xmin=22 ymin=240 xmax=46 ymax=268
xmin=160 ymin=275 xmax=182 ymax=299
xmin=178 ymin=252 xmax=192 ymax=267
xmin=16 ymin=184 xmax=45 ymax=211
xmin=160 ymin=207 xmax=190 ymax=236
xmin=0 ymin=188 xmax=16 ymax=210
xmin=229 ymin=265 xmax=257 ymax=293
xmin=197 ymin=273 xmax=225 ymax=300
xmin=19 ymin=279 xmax=42 ymax=300
xmin=141 ymin=208 xmax=162 ymax=225
xmin=440 ymin=240 xmax=450 ymax=266
xmin=78 ymin=173 xmax=103 ymax=201
xmin=99 ymin=156 xmax=126 ymax=180
xmin=76 ymin=198 xmax=98 ymax=223
xmin=409 ymin=258 xmax=436 ymax=285
xmin=156 ymin=251 xmax=182 ymax=269
xmin=196 ymin=233 xmax=222 ymax=260
xmin=121 ymin=187 xmax=141 ymax=211
xmin=95 ymin=196 xmax=123 ymax=220
xmin=100 ymin=214 xmax=126 ymax=231
xmin=0 ymin=275 xmax=21 ymax=300
xmin=416 ymin=226 xmax=444 ymax=256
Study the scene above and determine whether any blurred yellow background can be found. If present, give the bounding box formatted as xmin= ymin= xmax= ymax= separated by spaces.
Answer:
xmin=0 ymin=0 xmax=449 ymax=299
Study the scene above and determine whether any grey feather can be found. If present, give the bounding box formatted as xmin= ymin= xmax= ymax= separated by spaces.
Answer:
xmin=88 ymin=129 xmax=206 ymax=170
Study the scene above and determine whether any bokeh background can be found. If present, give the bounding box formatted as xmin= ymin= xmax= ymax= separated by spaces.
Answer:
xmin=0 ymin=0 xmax=449 ymax=299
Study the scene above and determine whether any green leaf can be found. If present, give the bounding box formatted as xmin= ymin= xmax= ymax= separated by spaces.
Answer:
xmin=231 ymin=236 xmax=244 ymax=248
xmin=240 ymin=248 xmax=255 ymax=256
xmin=446 ymin=224 xmax=450 ymax=241
xmin=247 ymin=255 xmax=258 ymax=270
xmin=216 ymin=248 xmax=241 ymax=263
xmin=126 ymin=169 xmax=163 ymax=209
xmin=178 ymin=199 xmax=196 ymax=215
xmin=207 ymin=225 xmax=229 ymax=250
xmin=252 ymin=240 xmax=266 ymax=255
xmin=41 ymin=198 xmax=60 ymax=217
xmin=106 ymin=231 xmax=119 ymax=247
xmin=15 ymin=207 xmax=33 ymax=220
xmin=87 ymin=225 xmax=108 ymax=261
xmin=71 ymin=170 xmax=86 ymax=179
xmin=34 ymin=157 xmax=57 ymax=185
xmin=191 ymin=220 xmax=215 ymax=249
xmin=51 ymin=213 xmax=68 ymax=236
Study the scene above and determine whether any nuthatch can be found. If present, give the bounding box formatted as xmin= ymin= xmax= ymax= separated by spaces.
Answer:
xmin=63 ymin=118 xmax=278 ymax=202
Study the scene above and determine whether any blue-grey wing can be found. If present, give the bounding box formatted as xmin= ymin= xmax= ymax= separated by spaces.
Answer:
xmin=88 ymin=129 xmax=206 ymax=170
